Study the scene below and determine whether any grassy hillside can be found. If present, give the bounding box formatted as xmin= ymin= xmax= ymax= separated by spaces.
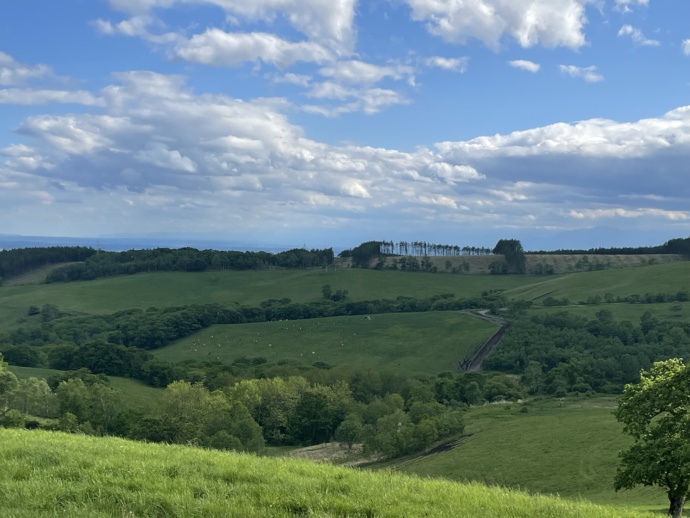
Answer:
xmin=390 ymin=397 xmax=667 ymax=511
xmin=0 ymin=268 xmax=535 ymax=332
xmin=0 ymin=428 xmax=651 ymax=518
xmin=1 ymin=262 xmax=83 ymax=287
xmin=8 ymin=366 xmax=163 ymax=410
xmin=155 ymin=312 xmax=499 ymax=376
xmin=505 ymin=261 xmax=690 ymax=303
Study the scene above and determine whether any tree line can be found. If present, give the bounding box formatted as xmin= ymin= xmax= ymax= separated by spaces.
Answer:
xmin=376 ymin=241 xmax=492 ymax=257
xmin=1 ymin=353 xmax=524 ymax=460
xmin=528 ymin=236 xmax=690 ymax=256
xmin=0 ymin=247 xmax=96 ymax=283
xmin=45 ymin=247 xmax=335 ymax=283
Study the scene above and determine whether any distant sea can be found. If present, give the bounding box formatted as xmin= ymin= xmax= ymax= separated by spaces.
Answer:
xmin=0 ymin=235 xmax=298 ymax=253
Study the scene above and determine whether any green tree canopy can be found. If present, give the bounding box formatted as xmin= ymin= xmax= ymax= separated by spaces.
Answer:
xmin=492 ymin=239 xmax=526 ymax=274
xmin=614 ymin=358 xmax=690 ymax=517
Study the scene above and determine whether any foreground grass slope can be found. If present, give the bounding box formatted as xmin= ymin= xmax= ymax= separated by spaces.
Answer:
xmin=392 ymin=398 xmax=667 ymax=511
xmin=157 ymin=312 xmax=498 ymax=376
xmin=0 ymin=429 xmax=650 ymax=518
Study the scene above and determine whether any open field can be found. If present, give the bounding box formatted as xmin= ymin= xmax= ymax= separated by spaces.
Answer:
xmin=389 ymin=397 xmax=667 ymax=511
xmin=0 ymin=268 xmax=536 ymax=332
xmin=8 ymin=366 xmax=163 ymax=410
xmin=2 ymin=259 xmax=687 ymax=332
xmin=0 ymin=428 xmax=651 ymax=517
xmin=505 ymin=261 xmax=690 ymax=303
xmin=1 ymin=262 xmax=84 ymax=287
xmin=383 ymin=253 xmax=684 ymax=275
xmin=156 ymin=312 xmax=499 ymax=376
xmin=527 ymin=301 xmax=690 ymax=324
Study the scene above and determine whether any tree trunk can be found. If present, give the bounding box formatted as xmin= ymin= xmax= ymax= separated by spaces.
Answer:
xmin=669 ymin=495 xmax=685 ymax=518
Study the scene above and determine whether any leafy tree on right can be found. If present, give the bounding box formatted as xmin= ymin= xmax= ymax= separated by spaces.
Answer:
xmin=614 ymin=358 xmax=690 ymax=517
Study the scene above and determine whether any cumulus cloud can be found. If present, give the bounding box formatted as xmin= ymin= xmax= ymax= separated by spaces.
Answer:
xmin=304 ymin=86 xmax=410 ymax=116
xmin=424 ymin=57 xmax=469 ymax=72
xmin=404 ymin=0 xmax=594 ymax=50
xmin=174 ymin=30 xmax=333 ymax=68
xmin=272 ymin=73 xmax=312 ymax=87
xmin=559 ymin=64 xmax=604 ymax=82
xmin=617 ymin=25 xmax=660 ymax=47
xmin=0 ymin=51 xmax=52 ymax=86
xmin=569 ymin=208 xmax=689 ymax=220
xmin=683 ymin=39 xmax=690 ymax=56
xmin=5 ymin=69 xmax=690 ymax=239
xmin=614 ymin=0 xmax=649 ymax=13
xmin=106 ymin=0 xmax=357 ymax=53
xmin=319 ymin=60 xmax=415 ymax=85
xmin=508 ymin=59 xmax=540 ymax=72
xmin=0 ymin=88 xmax=104 ymax=106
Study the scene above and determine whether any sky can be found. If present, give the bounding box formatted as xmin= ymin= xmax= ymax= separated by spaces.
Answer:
xmin=1 ymin=0 xmax=689 ymax=251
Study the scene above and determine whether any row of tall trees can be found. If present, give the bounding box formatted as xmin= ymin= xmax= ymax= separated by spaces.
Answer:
xmin=377 ymin=241 xmax=492 ymax=257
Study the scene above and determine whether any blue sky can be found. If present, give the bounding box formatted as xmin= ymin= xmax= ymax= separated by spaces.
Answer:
xmin=1 ymin=0 xmax=689 ymax=250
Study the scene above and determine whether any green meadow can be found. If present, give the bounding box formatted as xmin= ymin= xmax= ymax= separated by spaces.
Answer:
xmin=391 ymin=397 xmax=667 ymax=511
xmin=0 ymin=267 xmax=535 ymax=331
xmin=155 ymin=311 xmax=499 ymax=376
xmin=0 ymin=428 xmax=651 ymax=518
xmin=505 ymin=261 xmax=690 ymax=303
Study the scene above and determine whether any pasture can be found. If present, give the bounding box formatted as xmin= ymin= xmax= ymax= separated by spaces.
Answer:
xmin=0 ymin=428 xmax=651 ymax=518
xmin=391 ymin=397 xmax=667 ymax=511
xmin=0 ymin=267 xmax=535 ymax=332
xmin=155 ymin=312 xmax=499 ymax=376
xmin=505 ymin=261 xmax=690 ymax=304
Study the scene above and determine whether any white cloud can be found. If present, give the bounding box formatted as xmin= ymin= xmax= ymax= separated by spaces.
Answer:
xmin=272 ymin=73 xmax=312 ymax=87
xmin=559 ymin=64 xmax=604 ymax=82
xmin=569 ymin=208 xmax=688 ymax=220
xmin=0 ymin=51 xmax=52 ymax=86
xmin=5 ymin=70 xmax=690 ymax=240
xmin=0 ymin=88 xmax=104 ymax=106
xmin=683 ymin=39 xmax=690 ymax=56
xmin=174 ymin=30 xmax=333 ymax=68
xmin=424 ymin=57 xmax=469 ymax=72
xmin=404 ymin=0 xmax=594 ymax=50
xmin=107 ymin=0 xmax=357 ymax=52
xmin=305 ymin=85 xmax=410 ymax=116
xmin=617 ymin=25 xmax=660 ymax=47
xmin=508 ymin=59 xmax=540 ymax=72
xmin=319 ymin=60 xmax=415 ymax=85
xmin=134 ymin=143 xmax=198 ymax=173
xmin=614 ymin=0 xmax=649 ymax=13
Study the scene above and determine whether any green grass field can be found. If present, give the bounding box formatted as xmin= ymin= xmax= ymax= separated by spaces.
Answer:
xmin=0 ymin=428 xmax=652 ymax=517
xmin=505 ymin=261 xmax=690 ymax=304
xmin=8 ymin=366 xmax=163 ymax=411
xmin=0 ymin=268 xmax=537 ymax=332
xmin=527 ymin=300 xmax=690 ymax=324
xmin=155 ymin=312 xmax=499 ymax=376
xmin=390 ymin=397 xmax=667 ymax=512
